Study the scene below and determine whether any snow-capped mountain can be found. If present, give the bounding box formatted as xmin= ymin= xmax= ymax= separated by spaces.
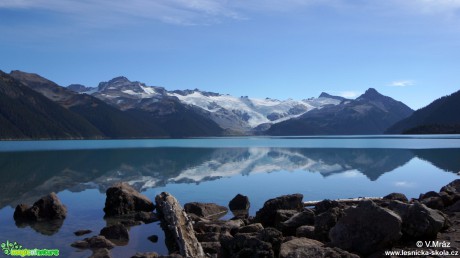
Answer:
xmin=75 ymin=76 xmax=344 ymax=133
xmin=168 ymin=90 xmax=342 ymax=131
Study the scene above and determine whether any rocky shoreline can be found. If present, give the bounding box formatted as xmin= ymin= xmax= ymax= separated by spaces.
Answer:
xmin=13 ymin=180 xmax=460 ymax=258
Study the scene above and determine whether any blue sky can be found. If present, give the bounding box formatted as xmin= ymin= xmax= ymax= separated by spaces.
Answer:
xmin=1 ymin=0 xmax=460 ymax=109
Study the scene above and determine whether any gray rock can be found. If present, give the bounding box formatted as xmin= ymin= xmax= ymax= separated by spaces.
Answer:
xmin=296 ymin=225 xmax=315 ymax=238
xmin=135 ymin=211 xmax=159 ymax=224
xmin=221 ymin=233 xmax=274 ymax=258
xmin=440 ymin=191 xmax=456 ymax=207
xmin=314 ymin=207 xmax=342 ymax=241
xmin=280 ymin=238 xmax=359 ymax=258
xmin=440 ymin=179 xmax=460 ymax=194
xmin=200 ymin=242 xmax=222 ymax=256
xmin=279 ymin=238 xmax=324 ymax=258
xmin=419 ymin=191 xmax=441 ymax=200
xmin=184 ymin=202 xmax=228 ymax=220
xmin=329 ymin=201 xmax=402 ymax=255
xmin=447 ymin=200 xmax=460 ymax=212
xmin=155 ymin=192 xmax=204 ymax=258
xmin=71 ymin=235 xmax=116 ymax=249
xmin=315 ymin=199 xmax=341 ymax=214
xmin=389 ymin=200 xmax=447 ymax=239
xmin=104 ymin=182 xmax=154 ymax=216
xmin=228 ymin=194 xmax=250 ymax=212
xmin=196 ymin=232 xmax=221 ymax=242
xmin=255 ymin=194 xmax=303 ymax=227
xmin=131 ymin=252 xmax=159 ymax=258
xmin=281 ymin=209 xmax=315 ymax=235
xmin=14 ymin=193 xmax=67 ymax=222
xmin=100 ymin=224 xmax=129 ymax=244
xmin=238 ymin=223 xmax=264 ymax=233
xmin=274 ymin=209 xmax=298 ymax=230
xmin=256 ymin=227 xmax=283 ymax=256
xmin=421 ymin=196 xmax=444 ymax=210
xmin=383 ymin=193 xmax=409 ymax=203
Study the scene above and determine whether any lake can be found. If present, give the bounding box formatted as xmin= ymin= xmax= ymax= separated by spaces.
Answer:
xmin=0 ymin=136 xmax=459 ymax=257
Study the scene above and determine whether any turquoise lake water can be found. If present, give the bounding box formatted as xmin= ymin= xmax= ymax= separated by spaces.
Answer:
xmin=0 ymin=136 xmax=459 ymax=257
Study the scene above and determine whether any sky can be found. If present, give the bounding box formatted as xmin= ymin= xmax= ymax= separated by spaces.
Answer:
xmin=1 ymin=0 xmax=460 ymax=110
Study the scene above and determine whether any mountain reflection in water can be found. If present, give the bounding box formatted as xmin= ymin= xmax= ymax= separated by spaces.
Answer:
xmin=1 ymin=147 xmax=459 ymax=209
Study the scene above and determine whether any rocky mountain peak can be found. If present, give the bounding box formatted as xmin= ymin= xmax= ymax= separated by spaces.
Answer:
xmin=318 ymin=92 xmax=347 ymax=101
xmin=108 ymin=76 xmax=130 ymax=84
xmin=359 ymin=88 xmax=383 ymax=100
xmin=67 ymin=84 xmax=93 ymax=93
xmin=98 ymin=76 xmax=143 ymax=92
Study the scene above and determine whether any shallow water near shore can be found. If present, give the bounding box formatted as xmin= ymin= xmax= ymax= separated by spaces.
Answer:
xmin=0 ymin=135 xmax=459 ymax=257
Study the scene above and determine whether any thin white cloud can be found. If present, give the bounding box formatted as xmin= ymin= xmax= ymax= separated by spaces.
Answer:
xmin=0 ymin=0 xmax=242 ymax=26
xmin=2 ymin=0 xmax=460 ymax=26
xmin=388 ymin=80 xmax=415 ymax=87
xmin=387 ymin=0 xmax=460 ymax=16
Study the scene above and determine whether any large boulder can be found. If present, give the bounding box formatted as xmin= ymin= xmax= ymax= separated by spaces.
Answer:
xmin=389 ymin=201 xmax=447 ymax=239
xmin=314 ymin=207 xmax=342 ymax=241
xmin=255 ymin=194 xmax=303 ymax=227
xmin=155 ymin=192 xmax=204 ymax=258
xmin=184 ymin=202 xmax=228 ymax=220
xmin=329 ymin=201 xmax=402 ymax=255
xmin=104 ymin=183 xmax=154 ymax=216
xmin=14 ymin=193 xmax=67 ymax=222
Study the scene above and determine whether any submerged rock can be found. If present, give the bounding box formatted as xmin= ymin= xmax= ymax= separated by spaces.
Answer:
xmin=90 ymin=248 xmax=112 ymax=258
xmin=74 ymin=229 xmax=92 ymax=236
xmin=104 ymin=182 xmax=154 ymax=217
xmin=71 ymin=235 xmax=116 ymax=249
xmin=100 ymin=224 xmax=129 ymax=245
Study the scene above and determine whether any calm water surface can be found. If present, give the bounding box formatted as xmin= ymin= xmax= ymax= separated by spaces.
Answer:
xmin=0 ymin=136 xmax=459 ymax=257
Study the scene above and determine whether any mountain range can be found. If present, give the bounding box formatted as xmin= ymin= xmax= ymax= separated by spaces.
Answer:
xmin=1 ymin=69 xmax=458 ymax=139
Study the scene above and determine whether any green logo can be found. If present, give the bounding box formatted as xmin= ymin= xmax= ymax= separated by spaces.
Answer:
xmin=1 ymin=241 xmax=59 ymax=257
xmin=1 ymin=241 xmax=22 ymax=255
